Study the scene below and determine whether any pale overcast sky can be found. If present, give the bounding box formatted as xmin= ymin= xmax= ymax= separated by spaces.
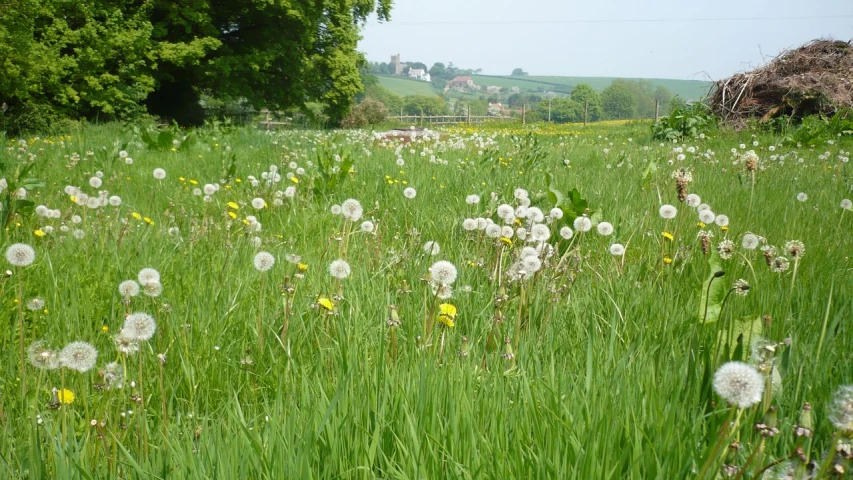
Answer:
xmin=358 ymin=0 xmax=853 ymax=80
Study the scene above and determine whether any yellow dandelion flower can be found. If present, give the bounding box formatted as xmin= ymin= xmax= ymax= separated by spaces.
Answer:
xmin=437 ymin=303 xmax=457 ymax=328
xmin=697 ymin=222 xmax=706 ymax=228
xmin=101 ymin=325 xmax=109 ymax=333
xmin=297 ymin=262 xmax=308 ymax=272
xmin=500 ymin=237 xmax=513 ymax=246
xmin=132 ymin=212 xmax=142 ymax=221
xmin=721 ymin=226 xmax=729 ymax=232
xmin=228 ymin=212 xmax=238 ymax=219
xmin=189 ymin=179 xmax=198 ymax=185
xmin=34 ymin=229 xmax=46 ymax=237
xmin=179 ymin=177 xmax=186 ymax=182
xmin=58 ymin=389 xmax=75 ymax=405
xmin=663 ymin=257 xmax=673 ymax=265
xmin=227 ymin=202 xmax=240 ymax=210
xmin=662 ymin=232 xmax=674 ymax=241
xmin=69 ymin=195 xmax=77 ymax=203
xmin=143 ymin=217 xmax=154 ymax=225
xmin=235 ymin=178 xmax=242 ymax=183
xmin=318 ymin=297 xmax=334 ymax=311
xmin=290 ymin=177 xmax=299 ymax=184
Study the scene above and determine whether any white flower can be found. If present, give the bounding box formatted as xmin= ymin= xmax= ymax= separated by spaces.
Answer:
xmin=462 ymin=218 xmax=477 ymax=231
xmin=712 ymin=361 xmax=764 ymax=409
xmin=153 ymin=168 xmax=166 ymax=180
xmin=122 ymin=313 xmax=157 ymax=341
xmin=253 ymin=252 xmax=275 ymax=272
xmin=530 ymin=224 xmax=551 ymax=241
xmin=513 ymin=188 xmax=528 ymax=200
xmin=796 ymin=192 xmax=808 ymax=202
xmin=526 ymin=207 xmax=545 ymax=223
xmin=6 ymin=243 xmax=35 ymax=267
xmin=60 ymin=341 xmax=98 ymax=372
xmin=329 ymin=259 xmax=351 ymax=279
xmin=697 ymin=203 xmax=711 ymax=212
xmin=485 ymin=224 xmax=501 ymax=238
xmin=699 ymin=210 xmax=716 ymax=224
xmin=609 ymin=243 xmax=625 ymax=256
xmin=403 ymin=187 xmax=417 ymax=199
xmin=251 ymin=198 xmax=266 ymax=209
xmin=685 ymin=194 xmax=701 ymax=208
xmin=341 ymin=199 xmax=363 ymax=221
xmin=118 ymin=280 xmax=140 ymax=297
xmin=596 ymin=221 xmax=614 ymax=236
xmin=108 ymin=196 xmax=122 ymax=207
xmin=559 ymin=226 xmax=574 ymax=240
xmin=204 ymin=184 xmax=217 ymax=195
xmin=496 ymin=204 xmax=514 ymax=220
xmin=573 ymin=217 xmax=592 ymax=232
xmin=138 ymin=268 xmax=160 ymax=284
xmin=659 ymin=204 xmax=678 ymax=220
xmin=549 ymin=208 xmax=563 ymax=220
xmin=422 ymin=241 xmax=440 ymax=255
xmin=741 ymin=233 xmax=760 ymax=250
xmin=465 ymin=194 xmax=480 ymax=205
xmin=829 ymin=385 xmax=853 ymax=432
xmin=89 ymin=177 xmax=102 ymax=188
xmin=715 ymin=215 xmax=729 ymax=227
xmin=840 ymin=199 xmax=852 ymax=211
xmin=331 ymin=204 xmax=342 ymax=215
xmin=430 ymin=260 xmax=458 ymax=285
xmin=360 ymin=221 xmax=375 ymax=233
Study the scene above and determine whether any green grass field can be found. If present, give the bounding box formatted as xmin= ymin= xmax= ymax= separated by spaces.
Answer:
xmin=0 ymin=121 xmax=851 ymax=478
xmin=376 ymin=75 xmax=438 ymax=97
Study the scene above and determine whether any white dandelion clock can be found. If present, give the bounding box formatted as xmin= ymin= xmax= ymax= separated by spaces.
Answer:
xmin=253 ymin=252 xmax=275 ymax=272
xmin=596 ymin=221 xmax=614 ymax=236
xmin=698 ymin=210 xmax=716 ymax=224
xmin=559 ymin=226 xmax=574 ymax=240
xmin=138 ymin=268 xmax=160 ymax=284
xmin=829 ymin=385 xmax=853 ymax=432
xmin=659 ymin=204 xmax=678 ymax=220
xmin=573 ymin=217 xmax=592 ymax=232
xmin=118 ymin=280 xmax=140 ymax=297
xmin=329 ymin=259 xmax=351 ymax=279
xmin=360 ymin=221 xmax=375 ymax=233
xmin=6 ymin=243 xmax=35 ymax=267
xmin=609 ymin=243 xmax=625 ymax=256
xmin=122 ymin=312 xmax=157 ymax=341
xmin=712 ymin=361 xmax=764 ymax=409
xmin=153 ymin=168 xmax=166 ymax=180
xmin=403 ymin=187 xmax=417 ymax=199
xmin=685 ymin=194 xmax=701 ymax=208
xmin=429 ymin=260 xmax=457 ymax=285
xmin=60 ymin=341 xmax=98 ymax=373
xmin=462 ymin=218 xmax=477 ymax=231
xmin=841 ymin=199 xmax=852 ymax=210
xmin=715 ymin=215 xmax=730 ymax=227
xmin=422 ymin=241 xmax=440 ymax=255
xmin=741 ymin=233 xmax=760 ymax=250
xmin=251 ymin=197 xmax=266 ymax=209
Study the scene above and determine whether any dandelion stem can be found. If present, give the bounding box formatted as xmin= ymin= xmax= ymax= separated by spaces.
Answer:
xmin=17 ymin=268 xmax=26 ymax=397
xmin=697 ymin=407 xmax=737 ymax=480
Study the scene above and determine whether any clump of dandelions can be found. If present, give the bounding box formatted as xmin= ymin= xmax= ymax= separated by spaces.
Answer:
xmin=712 ymin=361 xmax=764 ymax=409
xmin=253 ymin=252 xmax=275 ymax=272
xmin=138 ymin=268 xmax=160 ymax=285
xmin=6 ymin=243 xmax=35 ymax=267
xmin=429 ymin=260 xmax=458 ymax=285
xmin=59 ymin=341 xmax=98 ymax=372
xmin=329 ymin=259 xmax=351 ymax=279
xmin=828 ymin=385 xmax=853 ymax=432
xmin=122 ymin=312 xmax=157 ymax=341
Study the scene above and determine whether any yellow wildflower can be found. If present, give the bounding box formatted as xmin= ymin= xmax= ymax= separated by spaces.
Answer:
xmin=297 ymin=262 xmax=308 ymax=272
xmin=721 ymin=226 xmax=729 ymax=232
xmin=663 ymin=257 xmax=673 ymax=265
xmin=179 ymin=177 xmax=186 ymax=182
xmin=290 ymin=177 xmax=299 ymax=184
xmin=69 ymin=195 xmax=77 ymax=203
xmin=34 ymin=229 xmax=46 ymax=237
xmin=500 ymin=237 xmax=513 ymax=246
xmin=58 ymin=389 xmax=75 ymax=405
xmin=318 ymin=298 xmax=334 ymax=311
xmin=143 ymin=217 xmax=154 ymax=225
xmin=189 ymin=179 xmax=198 ymax=185
xmin=662 ymin=232 xmax=674 ymax=241
xmin=227 ymin=202 xmax=240 ymax=210
xmin=697 ymin=222 xmax=706 ymax=228
xmin=131 ymin=212 xmax=142 ymax=221
xmin=101 ymin=325 xmax=109 ymax=333
xmin=227 ymin=212 xmax=237 ymax=219
xmin=437 ymin=303 xmax=457 ymax=328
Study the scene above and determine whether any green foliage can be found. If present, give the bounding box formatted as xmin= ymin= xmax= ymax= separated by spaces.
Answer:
xmin=570 ymin=84 xmax=603 ymax=121
xmin=536 ymin=97 xmax=583 ymax=123
xmin=403 ymin=95 xmax=447 ymax=116
xmin=511 ymin=68 xmax=528 ymax=76
xmin=651 ymin=99 xmax=716 ymax=141
xmin=601 ymin=82 xmax=637 ymax=119
xmin=312 ymin=143 xmax=354 ymax=196
xmin=341 ymin=99 xmax=389 ymax=128
xmin=0 ymin=0 xmax=393 ymax=131
xmin=780 ymin=109 xmax=853 ymax=146
xmin=0 ymin=155 xmax=43 ymax=233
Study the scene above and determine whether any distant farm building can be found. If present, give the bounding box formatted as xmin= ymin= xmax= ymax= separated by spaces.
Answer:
xmin=447 ymin=76 xmax=479 ymax=92
xmin=486 ymin=86 xmax=501 ymax=95
xmin=408 ymin=68 xmax=431 ymax=82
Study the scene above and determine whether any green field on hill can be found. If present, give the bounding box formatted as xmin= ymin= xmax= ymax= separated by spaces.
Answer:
xmin=376 ymin=76 xmax=438 ymax=97
xmin=473 ymin=75 xmax=712 ymax=100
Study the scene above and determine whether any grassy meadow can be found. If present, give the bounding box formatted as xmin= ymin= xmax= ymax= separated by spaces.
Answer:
xmin=0 ymin=121 xmax=851 ymax=479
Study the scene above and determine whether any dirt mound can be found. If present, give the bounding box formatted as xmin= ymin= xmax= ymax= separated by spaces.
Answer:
xmin=709 ymin=39 xmax=853 ymax=127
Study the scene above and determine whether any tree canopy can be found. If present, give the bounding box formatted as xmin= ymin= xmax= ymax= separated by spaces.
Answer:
xmin=0 ymin=0 xmax=393 ymax=131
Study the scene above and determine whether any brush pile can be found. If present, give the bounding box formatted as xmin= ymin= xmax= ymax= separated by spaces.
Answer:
xmin=709 ymin=39 xmax=853 ymax=127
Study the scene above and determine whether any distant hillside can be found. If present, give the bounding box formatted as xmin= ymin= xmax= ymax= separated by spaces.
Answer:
xmin=472 ymin=75 xmax=712 ymax=101
xmin=375 ymin=73 xmax=713 ymax=102
xmin=376 ymin=76 xmax=438 ymax=97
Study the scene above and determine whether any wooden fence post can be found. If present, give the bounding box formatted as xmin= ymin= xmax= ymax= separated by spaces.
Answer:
xmin=654 ymin=99 xmax=660 ymax=123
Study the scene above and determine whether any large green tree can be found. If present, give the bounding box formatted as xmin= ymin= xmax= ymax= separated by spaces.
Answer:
xmin=570 ymin=83 xmax=603 ymax=121
xmin=0 ymin=0 xmax=392 ymax=130
xmin=601 ymin=82 xmax=637 ymax=119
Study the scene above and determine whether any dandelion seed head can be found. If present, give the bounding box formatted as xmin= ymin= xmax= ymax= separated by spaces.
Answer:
xmin=341 ymin=199 xmax=363 ymax=221
xmin=686 ymin=194 xmax=701 ymax=208
xmin=742 ymin=233 xmax=760 ymax=250
xmin=108 ymin=196 xmax=122 ymax=207
xmin=659 ymin=204 xmax=678 ymax=220
xmin=329 ymin=259 xmax=351 ymax=279
xmin=119 ymin=280 xmax=140 ymax=297
xmin=796 ymin=192 xmax=808 ymax=202
xmin=89 ymin=177 xmax=102 ymax=188
xmin=573 ymin=217 xmax=592 ymax=232
xmin=251 ymin=197 xmax=265 ymax=209
xmin=423 ymin=241 xmax=440 ymax=255
xmin=153 ymin=168 xmax=166 ymax=180
xmin=27 ymin=340 xmax=60 ymax=369
xmin=497 ymin=204 xmax=514 ymax=220
xmin=530 ymin=223 xmax=551 ymax=241
xmin=714 ymin=214 xmax=730 ymax=227
xmin=403 ymin=187 xmax=417 ymax=199
xmin=526 ymin=207 xmax=545 ymax=223
xmin=549 ymin=208 xmax=563 ymax=220
xmin=698 ymin=210 xmax=716 ymax=224
xmin=114 ymin=332 xmax=139 ymax=354
xmin=360 ymin=221 xmax=375 ymax=233
xmin=784 ymin=240 xmax=805 ymax=258
xmin=717 ymin=239 xmax=735 ymax=259
xmin=430 ymin=260 xmax=457 ymax=285
xmin=6 ymin=243 xmax=35 ymax=267
xmin=253 ymin=252 xmax=275 ymax=272
xmin=142 ymin=281 xmax=163 ymax=297
xmin=521 ymin=255 xmax=542 ymax=273
xmin=331 ymin=204 xmax=342 ymax=215
xmin=122 ymin=312 xmax=157 ymax=341
xmin=60 ymin=341 xmax=98 ymax=372
xmin=26 ymin=297 xmax=45 ymax=311
xmin=609 ymin=243 xmax=625 ymax=256
xmin=770 ymin=256 xmax=790 ymax=273
xmin=828 ymin=385 xmax=853 ymax=432
xmin=596 ymin=221 xmax=614 ymax=236
xmin=559 ymin=226 xmax=574 ymax=240
xmin=712 ymin=361 xmax=764 ymax=409
xmin=462 ymin=218 xmax=477 ymax=231
xmin=465 ymin=194 xmax=480 ymax=205
xmin=138 ymin=268 xmax=160 ymax=284
xmin=841 ymin=199 xmax=852 ymax=210
xmin=485 ymin=224 xmax=501 ymax=238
